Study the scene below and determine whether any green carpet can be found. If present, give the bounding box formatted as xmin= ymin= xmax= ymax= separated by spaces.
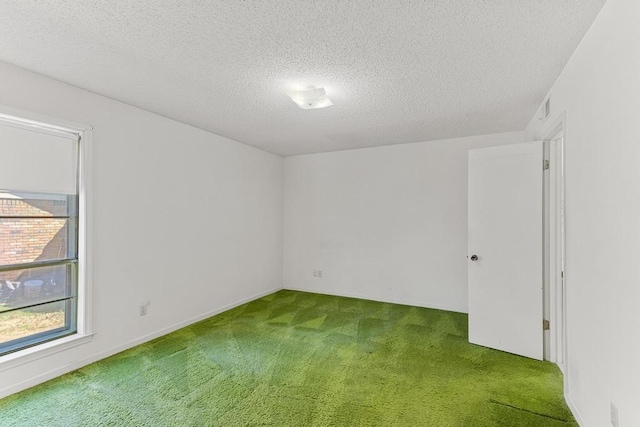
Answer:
xmin=0 ymin=290 xmax=575 ymax=426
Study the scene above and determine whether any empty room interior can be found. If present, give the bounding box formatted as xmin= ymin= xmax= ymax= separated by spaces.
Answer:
xmin=0 ymin=0 xmax=638 ymax=426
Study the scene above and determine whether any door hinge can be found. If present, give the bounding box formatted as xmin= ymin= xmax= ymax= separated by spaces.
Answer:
xmin=543 ymin=319 xmax=550 ymax=330
xmin=543 ymin=159 xmax=550 ymax=170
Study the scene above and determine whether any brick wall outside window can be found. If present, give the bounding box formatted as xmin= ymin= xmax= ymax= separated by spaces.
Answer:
xmin=0 ymin=199 xmax=67 ymax=281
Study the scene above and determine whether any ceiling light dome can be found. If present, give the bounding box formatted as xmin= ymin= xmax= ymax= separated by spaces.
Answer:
xmin=286 ymin=86 xmax=333 ymax=110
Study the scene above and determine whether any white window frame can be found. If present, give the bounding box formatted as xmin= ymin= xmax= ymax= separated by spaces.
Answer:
xmin=0 ymin=105 xmax=94 ymax=371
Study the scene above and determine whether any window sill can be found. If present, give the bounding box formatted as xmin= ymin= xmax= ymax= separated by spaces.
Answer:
xmin=0 ymin=332 xmax=95 ymax=372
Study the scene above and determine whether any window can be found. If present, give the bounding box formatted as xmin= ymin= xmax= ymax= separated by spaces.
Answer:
xmin=0 ymin=114 xmax=85 ymax=356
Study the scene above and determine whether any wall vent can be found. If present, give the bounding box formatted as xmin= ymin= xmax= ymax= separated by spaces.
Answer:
xmin=541 ymin=97 xmax=551 ymax=121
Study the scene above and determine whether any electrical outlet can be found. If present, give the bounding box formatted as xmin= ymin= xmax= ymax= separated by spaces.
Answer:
xmin=313 ymin=270 xmax=318 ymax=277
xmin=611 ymin=402 xmax=619 ymax=427
xmin=318 ymin=270 xmax=323 ymax=278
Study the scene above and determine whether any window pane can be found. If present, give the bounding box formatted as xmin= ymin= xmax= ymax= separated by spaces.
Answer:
xmin=0 ymin=300 xmax=70 ymax=348
xmin=0 ymin=264 xmax=76 ymax=313
xmin=0 ymin=218 xmax=75 ymax=266
xmin=0 ymin=191 xmax=75 ymax=217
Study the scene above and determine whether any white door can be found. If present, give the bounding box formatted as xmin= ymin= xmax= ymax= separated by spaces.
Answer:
xmin=468 ymin=141 xmax=543 ymax=360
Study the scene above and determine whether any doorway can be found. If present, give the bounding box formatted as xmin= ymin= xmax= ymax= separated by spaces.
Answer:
xmin=543 ymin=120 xmax=566 ymax=370
xmin=467 ymin=132 xmax=566 ymax=364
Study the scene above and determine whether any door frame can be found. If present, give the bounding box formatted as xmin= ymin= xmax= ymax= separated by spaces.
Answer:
xmin=543 ymin=114 xmax=567 ymax=372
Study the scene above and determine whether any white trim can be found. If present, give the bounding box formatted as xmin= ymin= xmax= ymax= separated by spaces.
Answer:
xmin=284 ymin=286 xmax=466 ymax=313
xmin=0 ymin=104 xmax=91 ymax=136
xmin=0 ymin=115 xmax=80 ymax=141
xmin=543 ymin=139 xmax=551 ymax=361
xmin=77 ymin=126 xmax=93 ymax=336
xmin=543 ymin=113 xmax=568 ymax=381
xmin=565 ymin=393 xmax=586 ymax=427
xmin=0 ymin=286 xmax=282 ymax=399
xmin=0 ymin=333 xmax=94 ymax=373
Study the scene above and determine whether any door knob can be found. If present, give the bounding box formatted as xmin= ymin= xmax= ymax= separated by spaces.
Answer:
xmin=470 ymin=255 xmax=479 ymax=261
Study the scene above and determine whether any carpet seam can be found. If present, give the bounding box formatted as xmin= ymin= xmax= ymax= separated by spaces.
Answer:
xmin=489 ymin=398 xmax=573 ymax=423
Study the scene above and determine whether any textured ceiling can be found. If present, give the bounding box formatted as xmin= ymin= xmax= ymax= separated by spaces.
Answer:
xmin=0 ymin=1 xmax=606 ymax=156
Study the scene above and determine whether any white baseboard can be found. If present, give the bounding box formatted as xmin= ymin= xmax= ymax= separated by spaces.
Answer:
xmin=565 ymin=392 xmax=586 ymax=427
xmin=283 ymin=286 xmax=467 ymax=314
xmin=0 ymin=286 xmax=282 ymax=399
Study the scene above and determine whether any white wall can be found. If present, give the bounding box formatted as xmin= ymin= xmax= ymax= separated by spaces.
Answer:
xmin=524 ymin=0 xmax=640 ymax=425
xmin=284 ymin=132 xmax=522 ymax=313
xmin=0 ymin=61 xmax=284 ymax=397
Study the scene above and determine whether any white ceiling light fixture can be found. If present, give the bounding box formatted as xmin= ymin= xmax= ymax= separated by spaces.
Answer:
xmin=286 ymin=86 xmax=334 ymax=110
